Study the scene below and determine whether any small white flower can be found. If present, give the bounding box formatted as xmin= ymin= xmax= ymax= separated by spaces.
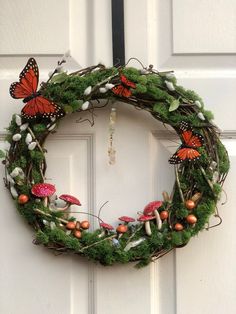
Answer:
xmin=99 ymin=87 xmax=107 ymax=93
xmin=12 ymin=133 xmax=21 ymax=142
xmin=197 ymin=112 xmax=205 ymax=121
xmin=165 ymin=80 xmax=175 ymax=91
xmin=105 ymin=83 xmax=115 ymax=90
xmin=20 ymin=123 xmax=29 ymax=131
xmin=28 ymin=142 xmax=37 ymax=150
xmin=165 ymin=72 xmax=176 ymax=79
xmin=10 ymin=186 xmax=18 ymax=199
xmin=6 ymin=174 xmax=15 ymax=185
xmin=84 ymin=86 xmax=92 ymax=96
xmin=25 ymin=133 xmax=32 ymax=144
xmin=82 ymin=101 xmax=90 ymax=110
xmin=56 ymin=65 xmax=64 ymax=73
xmin=195 ymin=100 xmax=202 ymax=108
xmin=15 ymin=115 xmax=22 ymax=126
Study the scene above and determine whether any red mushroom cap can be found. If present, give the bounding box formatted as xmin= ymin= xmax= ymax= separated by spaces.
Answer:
xmin=59 ymin=194 xmax=81 ymax=206
xmin=119 ymin=216 xmax=135 ymax=223
xmin=137 ymin=215 xmax=155 ymax=222
xmin=143 ymin=201 xmax=163 ymax=215
xmin=31 ymin=183 xmax=56 ymax=197
xmin=100 ymin=222 xmax=114 ymax=230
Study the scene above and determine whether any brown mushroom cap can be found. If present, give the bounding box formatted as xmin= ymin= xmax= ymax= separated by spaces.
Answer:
xmin=31 ymin=183 xmax=56 ymax=197
xmin=137 ymin=214 xmax=155 ymax=222
xmin=100 ymin=222 xmax=114 ymax=230
xmin=143 ymin=201 xmax=163 ymax=215
xmin=59 ymin=194 xmax=81 ymax=206
xmin=119 ymin=216 xmax=135 ymax=223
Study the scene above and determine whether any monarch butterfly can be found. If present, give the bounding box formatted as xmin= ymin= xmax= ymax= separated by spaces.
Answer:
xmin=9 ymin=58 xmax=64 ymax=120
xmin=169 ymin=121 xmax=204 ymax=164
xmin=112 ymin=74 xmax=136 ymax=98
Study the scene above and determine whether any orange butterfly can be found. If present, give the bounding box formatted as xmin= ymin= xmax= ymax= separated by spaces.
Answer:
xmin=10 ymin=58 xmax=64 ymax=120
xmin=169 ymin=121 xmax=204 ymax=164
xmin=112 ymin=74 xmax=136 ymax=97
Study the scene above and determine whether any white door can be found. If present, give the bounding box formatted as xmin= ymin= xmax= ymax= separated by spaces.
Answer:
xmin=1 ymin=1 xmax=236 ymax=314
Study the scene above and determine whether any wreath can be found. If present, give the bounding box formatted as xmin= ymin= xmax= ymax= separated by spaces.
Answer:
xmin=1 ymin=56 xmax=229 ymax=267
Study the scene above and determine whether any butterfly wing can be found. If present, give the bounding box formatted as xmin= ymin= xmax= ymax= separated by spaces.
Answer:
xmin=120 ymin=74 xmax=136 ymax=88
xmin=10 ymin=58 xmax=39 ymax=99
xmin=169 ymin=147 xmax=201 ymax=164
xmin=112 ymin=85 xmax=132 ymax=97
xmin=21 ymin=96 xmax=64 ymax=120
xmin=181 ymin=130 xmax=204 ymax=148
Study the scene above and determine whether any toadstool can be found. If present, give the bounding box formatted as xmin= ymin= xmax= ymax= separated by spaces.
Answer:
xmin=143 ymin=201 xmax=163 ymax=230
xmin=137 ymin=214 xmax=155 ymax=236
xmin=118 ymin=216 xmax=135 ymax=225
xmin=58 ymin=194 xmax=81 ymax=218
xmin=98 ymin=222 xmax=114 ymax=238
xmin=31 ymin=183 xmax=56 ymax=207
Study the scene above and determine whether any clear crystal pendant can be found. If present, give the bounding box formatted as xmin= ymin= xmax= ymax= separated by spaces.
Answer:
xmin=108 ymin=107 xmax=117 ymax=165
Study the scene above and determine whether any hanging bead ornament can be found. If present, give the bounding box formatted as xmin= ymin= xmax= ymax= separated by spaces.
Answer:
xmin=108 ymin=107 xmax=117 ymax=165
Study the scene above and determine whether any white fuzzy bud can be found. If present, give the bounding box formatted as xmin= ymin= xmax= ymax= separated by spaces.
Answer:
xmin=140 ymin=69 xmax=149 ymax=75
xmin=84 ymin=86 xmax=92 ymax=96
xmin=25 ymin=133 xmax=32 ymax=144
xmin=10 ymin=186 xmax=18 ymax=199
xmin=195 ymin=100 xmax=202 ymax=108
xmin=48 ymin=123 xmax=56 ymax=131
xmin=165 ymin=80 xmax=175 ymax=91
xmin=12 ymin=134 xmax=21 ymax=142
xmin=15 ymin=115 xmax=22 ymax=126
xmin=82 ymin=101 xmax=90 ymax=110
xmin=105 ymin=83 xmax=115 ymax=90
xmin=10 ymin=168 xmax=19 ymax=178
xmin=99 ymin=87 xmax=107 ymax=93
xmin=64 ymin=50 xmax=71 ymax=58
xmin=20 ymin=123 xmax=29 ymax=131
xmin=28 ymin=142 xmax=37 ymax=150
xmin=197 ymin=112 xmax=205 ymax=121
xmin=6 ymin=174 xmax=15 ymax=185
xmin=56 ymin=65 xmax=64 ymax=73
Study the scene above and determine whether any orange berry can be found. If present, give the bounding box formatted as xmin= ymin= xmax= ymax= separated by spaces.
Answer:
xmin=174 ymin=223 xmax=184 ymax=231
xmin=74 ymin=230 xmax=82 ymax=239
xmin=80 ymin=220 xmax=90 ymax=230
xmin=160 ymin=210 xmax=169 ymax=220
xmin=186 ymin=214 xmax=197 ymax=224
xmin=18 ymin=194 xmax=29 ymax=204
xmin=116 ymin=224 xmax=128 ymax=233
xmin=185 ymin=200 xmax=196 ymax=210
xmin=66 ymin=221 xmax=76 ymax=230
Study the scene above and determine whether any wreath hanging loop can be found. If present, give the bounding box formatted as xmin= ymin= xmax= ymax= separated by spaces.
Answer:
xmin=1 ymin=56 xmax=229 ymax=267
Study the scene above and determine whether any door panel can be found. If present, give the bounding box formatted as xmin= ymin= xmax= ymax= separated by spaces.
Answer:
xmin=0 ymin=1 xmax=235 ymax=314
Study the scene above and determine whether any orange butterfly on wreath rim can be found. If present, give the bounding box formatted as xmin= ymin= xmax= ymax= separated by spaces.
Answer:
xmin=9 ymin=58 xmax=64 ymax=120
xmin=168 ymin=121 xmax=205 ymax=164
xmin=112 ymin=73 xmax=136 ymax=98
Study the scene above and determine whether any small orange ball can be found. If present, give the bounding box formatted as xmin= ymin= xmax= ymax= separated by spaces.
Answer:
xmin=74 ymin=230 xmax=82 ymax=239
xmin=80 ymin=220 xmax=90 ymax=230
xmin=160 ymin=210 xmax=169 ymax=220
xmin=18 ymin=194 xmax=29 ymax=204
xmin=174 ymin=223 xmax=184 ymax=231
xmin=186 ymin=214 xmax=197 ymax=224
xmin=66 ymin=221 xmax=76 ymax=230
xmin=185 ymin=200 xmax=196 ymax=210
xmin=116 ymin=224 xmax=128 ymax=234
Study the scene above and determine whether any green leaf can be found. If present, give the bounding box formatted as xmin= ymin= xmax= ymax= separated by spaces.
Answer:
xmin=169 ymin=99 xmax=180 ymax=112
xmin=50 ymin=72 xmax=68 ymax=84
xmin=0 ymin=149 xmax=5 ymax=158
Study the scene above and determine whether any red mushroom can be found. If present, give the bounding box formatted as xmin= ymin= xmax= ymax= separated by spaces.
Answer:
xmin=137 ymin=214 xmax=155 ymax=236
xmin=31 ymin=183 xmax=56 ymax=207
xmin=98 ymin=222 xmax=114 ymax=238
xmin=143 ymin=201 xmax=163 ymax=230
xmin=118 ymin=216 xmax=135 ymax=224
xmin=57 ymin=194 xmax=81 ymax=219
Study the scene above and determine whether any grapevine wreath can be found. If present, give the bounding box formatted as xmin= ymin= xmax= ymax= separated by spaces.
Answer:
xmin=1 ymin=56 xmax=229 ymax=267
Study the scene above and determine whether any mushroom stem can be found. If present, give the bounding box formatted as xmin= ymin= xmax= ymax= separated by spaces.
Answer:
xmin=43 ymin=197 xmax=48 ymax=207
xmin=98 ymin=230 xmax=105 ymax=238
xmin=145 ymin=221 xmax=152 ymax=236
xmin=154 ymin=209 xmax=162 ymax=230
